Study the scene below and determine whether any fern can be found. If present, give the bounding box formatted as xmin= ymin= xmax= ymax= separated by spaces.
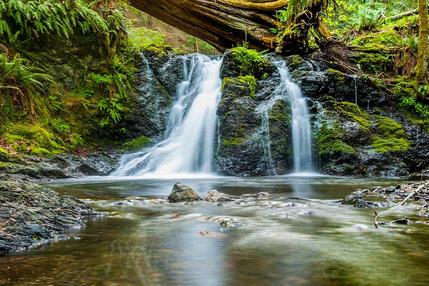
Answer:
xmin=0 ymin=52 xmax=53 ymax=116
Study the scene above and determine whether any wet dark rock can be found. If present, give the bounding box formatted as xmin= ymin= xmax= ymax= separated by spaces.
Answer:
xmin=240 ymin=192 xmax=270 ymax=200
xmin=342 ymin=181 xmax=429 ymax=219
xmin=204 ymin=190 xmax=236 ymax=202
xmin=220 ymin=49 xmax=275 ymax=80
xmin=216 ymin=53 xmax=290 ymax=176
xmin=168 ymin=183 xmax=202 ymax=203
xmin=117 ymin=52 xmax=177 ymax=140
xmin=210 ymin=216 xmax=243 ymax=231
xmin=391 ymin=218 xmax=413 ymax=225
xmin=0 ymin=181 xmax=96 ymax=254
xmin=0 ymin=152 xmax=120 ymax=182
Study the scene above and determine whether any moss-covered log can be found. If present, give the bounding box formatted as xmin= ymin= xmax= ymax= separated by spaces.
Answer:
xmin=130 ymin=0 xmax=330 ymax=53
xmin=129 ymin=0 xmax=284 ymax=51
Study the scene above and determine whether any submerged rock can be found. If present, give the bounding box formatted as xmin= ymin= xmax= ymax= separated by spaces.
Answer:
xmin=342 ymin=181 xmax=429 ymax=220
xmin=0 ymin=181 xmax=96 ymax=254
xmin=204 ymin=190 xmax=235 ymax=202
xmin=210 ymin=216 xmax=243 ymax=231
xmin=167 ymin=183 xmax=202 ymax=203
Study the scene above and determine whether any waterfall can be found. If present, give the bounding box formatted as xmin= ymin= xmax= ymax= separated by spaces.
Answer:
xmin=274 ymin=61 xmax=314 ymax=173
xmin=112 ymin=54 xmax=223 ymax=177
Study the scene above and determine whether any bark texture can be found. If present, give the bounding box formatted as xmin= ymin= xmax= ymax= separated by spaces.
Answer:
xmin=129 ymin=0 xmax=284 ymax=51
xmin=416 ymin=0 xmax=429 ymax=84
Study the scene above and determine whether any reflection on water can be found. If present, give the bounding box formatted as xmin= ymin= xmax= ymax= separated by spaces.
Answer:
xmin=0 ymin=176 xmax=428 ymax=286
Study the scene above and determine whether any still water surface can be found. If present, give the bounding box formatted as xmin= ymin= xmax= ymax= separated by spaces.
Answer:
xmin=1 ymin=176 xmax=428 ymax=286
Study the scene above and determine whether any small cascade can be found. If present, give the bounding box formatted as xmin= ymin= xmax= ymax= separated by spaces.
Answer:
xmin=112 ymin=54 xmax=223 ymax=177
xmin=352 ymin=75 xmax=358 ymax=105
xmin=255 ymin=96 xmax=283 ymax=176
xmin=274 ymin=61 xmax=314 ymax=173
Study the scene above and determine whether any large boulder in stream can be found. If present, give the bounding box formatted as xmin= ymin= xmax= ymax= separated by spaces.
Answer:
xmin=216 ymin=48 xmax=292 ymax=176
xmin=168 ymin=183 xmax=202 ymax=203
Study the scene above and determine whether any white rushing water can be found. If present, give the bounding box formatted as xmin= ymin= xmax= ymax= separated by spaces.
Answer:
xmin=112 ymin=54 xmax=223 ymax=177
xmin=274 ymin=61 xmax=314 ymax=173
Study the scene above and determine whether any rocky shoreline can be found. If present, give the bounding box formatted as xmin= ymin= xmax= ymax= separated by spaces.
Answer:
xmin=0 ymin=152 xmax=118 ymax=255
xmin=342 ymin=181 xmax=429 ymax=225
xmin=0 ymin=152 xmax=120 ymax=183
xmin=0 ymin=181 xmax=98 ymax=254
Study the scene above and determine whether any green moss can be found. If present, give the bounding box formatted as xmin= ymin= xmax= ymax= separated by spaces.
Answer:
xmin=286 ymin=55 xmax=304 ymax=70
xmin=0 ymin=147 xmax=9 ymax=161
xmin=127 ymin=27 xmax=173 ymax=56
xmin=222 ymin=75 xmax=258 ymax=98
xmin=326 ymin=68 xmax=346 ymax=81
xmin=31 ymin=147 xmax=52 ymax=156
xmin=122 ymin=135 xmax=151 ymax=151
xmin=316 ymin=123 xmax=356 ymax=157
xmin=335 ymin=102 xmax=370 ymax=130
xmin=372 ymin=136 xmax=410 ymax=153
xmin=230 ymin=46 xmax=271 ymax=78
xmin=351 ymin=30 xmax=402 ymax=50
xmin=370 ymin=115 xmax=410 ymax=153
xmin=372 ymin=115 xmax=405 ymax=137
xmin=269 ymin=103 xmax=289 ymax=122
xmin=222 ymin=137 xmax=246 ymax=146
xmin=0 ymin=162 xmax=13 ymax=169
xmin=3 ymin=123 xmax=65 ymax=154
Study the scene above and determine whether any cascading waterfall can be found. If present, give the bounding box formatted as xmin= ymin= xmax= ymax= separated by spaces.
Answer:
xmin=274 ymin=61 xmax=314 ymax=173
xmin=112 ymin=54 xmax=223 ymax=177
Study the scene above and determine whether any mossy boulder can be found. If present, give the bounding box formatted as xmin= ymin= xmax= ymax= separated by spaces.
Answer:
xmin=222 ymin=76 xmax=258 ymax=99
xmin=217 ymin=76 xmax=261 ymax=176
xmin=315 ymin=99 xmax=416 ymax=176
xmin=221 ymin=47 xmax=274 ymax=79
xmin=370 ymin=115 xmax=410 ymax=153
xmin=217 ymin=72 xmax=292 ymax=176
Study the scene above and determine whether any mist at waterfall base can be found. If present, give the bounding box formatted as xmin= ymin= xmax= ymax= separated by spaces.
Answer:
xmin=112 ymin=55 xmax=317 ymax=178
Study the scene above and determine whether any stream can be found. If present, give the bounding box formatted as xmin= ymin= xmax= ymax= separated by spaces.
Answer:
xmin=1 ymin=176 xmax=428 ymax=285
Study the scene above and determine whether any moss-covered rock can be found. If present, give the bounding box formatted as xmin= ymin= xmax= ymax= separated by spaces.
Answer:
xmin=334 ymin=102 xmax=371 ymax=130
xmin=221 ymin=47 xmax=274 ymax=79
xmin=217 ymin=72 xmax=266 ymax=176
xmin=222 ymin=75 xmax=257 ymax=99
xmin=2 ymin=123 xmax=66 ymax=155
xmin=316 ymin=123 xmax=356 ymax=158
xmin=370 ymin=115 xmax=410 ymax=153
xmin=122 ymin=135 xmax=151 ymax=151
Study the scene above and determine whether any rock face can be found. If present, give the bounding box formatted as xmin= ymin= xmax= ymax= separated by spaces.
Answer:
xmin=0 ymin=152 xmax=120 ymax=182
xmin=216 ymin=49 xmax=291 ymax=176
xmin=167 ymin=183 xmax=201 ymax=202
xmin=0 ymin=181 xmax=95 ymax=254
xmin=216 ymin=48 xmax=429 ymax=177
xmin=119 ymin=50 xmax=181 ymax=140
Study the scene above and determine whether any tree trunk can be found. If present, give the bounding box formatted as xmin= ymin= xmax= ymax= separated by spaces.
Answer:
xmin=129 ymin=0 xmax=284 ymax=51
xmin=416 ymin=0 xmax=429 ymax=84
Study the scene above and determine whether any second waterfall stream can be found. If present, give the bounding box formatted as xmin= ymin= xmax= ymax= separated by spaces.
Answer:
xmin=112 ymin=54 xmax=223 ymax=177
xmin=112 ymin=55 xmax=314 ymax=177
